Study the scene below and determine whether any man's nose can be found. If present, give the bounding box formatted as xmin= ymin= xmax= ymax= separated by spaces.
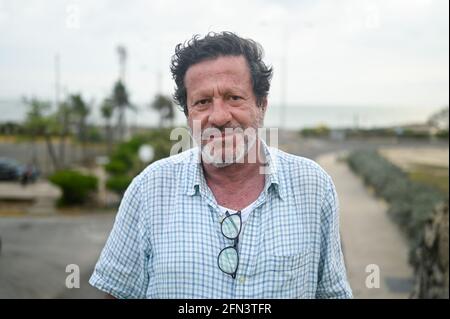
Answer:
xmin=208 ymin=98 xmax=232 ymax=127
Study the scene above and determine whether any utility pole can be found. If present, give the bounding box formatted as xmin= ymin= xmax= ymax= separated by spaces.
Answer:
xmin=55 ymin=53 xmax=65 ymax=168
xmin=280 ymin=26 xmax=289 ymax=130
xmin=280 ymin=47 xmax=287 ymax=130
xmin=117 ymin=45 xmax=127 ymax=82
xmin=116 ymin=45 xmax=127 ymax=140
xmin=55 ymin=53 xmax=60 ymax=113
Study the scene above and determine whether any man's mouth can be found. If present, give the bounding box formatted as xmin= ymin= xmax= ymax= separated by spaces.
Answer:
xmin=218 ymin=131 xmax=234 ymax=139
xmin=204 ymin=128 xmax=239 ymax=142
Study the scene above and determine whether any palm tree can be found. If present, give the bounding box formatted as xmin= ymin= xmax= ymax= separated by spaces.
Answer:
xmin=112 ymin=80 xmax=131 ymax=141
xmin=57 ymin=99 xmax=71 ymax=168
xmin=151 ymin=94 xmax=175 ymax=128
xmin=101 ymin=98 xmax=114 ymax=155
xmin=23 ymin=97 xmax=60 ymax=171
xmin=69 ymin=94 xmax=90 ymax=161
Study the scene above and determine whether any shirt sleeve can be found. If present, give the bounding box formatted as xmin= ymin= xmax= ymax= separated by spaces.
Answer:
xmin=316 ymin=175 xmax=353 ymax=299
xmin=89 ymin=176 xmax=150 ymax=299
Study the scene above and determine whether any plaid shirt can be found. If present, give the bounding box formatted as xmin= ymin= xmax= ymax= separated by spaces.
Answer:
xmin=89 ymin=142 xmax=352 ymax=299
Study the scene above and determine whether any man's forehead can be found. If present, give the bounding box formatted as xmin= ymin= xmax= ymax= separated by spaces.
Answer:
xmin=184 ymin=55 xmax=251 ymax=87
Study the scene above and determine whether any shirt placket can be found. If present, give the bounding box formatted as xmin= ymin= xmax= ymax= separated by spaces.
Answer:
xmin=198 ymin=179 xmax=242 ymax=297
xmin=233 ymin=193 xmax=267 ymax=298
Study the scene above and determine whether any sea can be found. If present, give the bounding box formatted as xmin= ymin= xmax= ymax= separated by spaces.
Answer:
xmin=0 ymin=98 xmax=445 ymax=130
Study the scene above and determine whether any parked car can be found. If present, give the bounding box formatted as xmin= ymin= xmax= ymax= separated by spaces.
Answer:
xmin=0 ymin=158 xmax=40 ymax=183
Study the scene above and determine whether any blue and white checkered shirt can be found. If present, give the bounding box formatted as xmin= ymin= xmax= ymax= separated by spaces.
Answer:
xmin=89 ymin=142 xmax=353 ymax=299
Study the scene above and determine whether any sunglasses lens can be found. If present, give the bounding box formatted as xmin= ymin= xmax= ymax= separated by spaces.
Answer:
xmin=218 ymin=247 xmax=238 ymax=274
xmin=221 ymin=214 xmax=241 ymax=239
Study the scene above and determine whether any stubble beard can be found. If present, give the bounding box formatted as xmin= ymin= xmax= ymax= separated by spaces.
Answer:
xmin=190 ymin=111 xmax=264 ymax=168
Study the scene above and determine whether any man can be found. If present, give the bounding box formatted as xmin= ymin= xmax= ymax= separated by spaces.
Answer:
xmin=89 ymin=32 xmax=352 ymax=299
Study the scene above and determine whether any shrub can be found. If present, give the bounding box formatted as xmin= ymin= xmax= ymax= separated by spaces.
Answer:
xmin=111 ymin=144 xmax=136 ymax=167
xmin=106 ymin=129 xmax=175 ymax=175
xmin=106 ymin=175 xmax=133 ymax=195
xmin=435 ymin=130 xmax=449 ymax=139
xmin=401 ymin=129 xmax=429 ymax=139
xmin=347 ymin=150 xmax=445 ymax=246
xmin=49 ymin=170 xmax=98 ymax=206
xmin=104 ymin=129 xmax=176 ymax=198
xmin=300 ymin=125 xmax=330 ymax=138
xmin=104 ymin=158 xmax=128 ymax=175
xmin=86 ymin=126 xmax=103 ymax=143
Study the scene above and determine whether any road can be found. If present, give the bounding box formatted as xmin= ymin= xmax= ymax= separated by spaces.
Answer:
xmin=0 ymin=213 xmax=114 ymax=298
xmin=0 ymin=140 xmax=106 ymax=176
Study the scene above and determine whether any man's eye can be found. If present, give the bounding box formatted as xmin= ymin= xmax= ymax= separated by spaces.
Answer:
xmin=194 ymin=99 xmax=210 ymax=106
xmin=230 ymin=96 xmax=242 ymax=101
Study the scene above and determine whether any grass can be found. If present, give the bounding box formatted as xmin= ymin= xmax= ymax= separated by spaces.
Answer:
xmin=0 ymin=201 xmax=30 ymax=216
xmin=408 ymin=164 xmax=449 ymax=196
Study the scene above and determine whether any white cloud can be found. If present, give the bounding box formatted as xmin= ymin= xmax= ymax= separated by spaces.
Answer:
xmin=0 ymin=0 xmax=448 ymax=111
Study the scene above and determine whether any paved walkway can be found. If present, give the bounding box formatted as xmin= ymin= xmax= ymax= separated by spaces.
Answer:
xmin=317 ymin=152 xmax=414 ymax=298
xmin=0 ymin=181 xmax=60 ymax=201
xmin=0 ymin=181 xmax=61 ymax=215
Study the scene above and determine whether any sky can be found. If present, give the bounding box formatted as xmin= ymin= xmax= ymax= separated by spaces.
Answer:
xmin=0 ymin=0 xmax=448 ymax=125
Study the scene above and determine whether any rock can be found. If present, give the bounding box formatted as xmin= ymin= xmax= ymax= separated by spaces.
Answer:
xmin=411 ymin=201 xmax=449 ymax=299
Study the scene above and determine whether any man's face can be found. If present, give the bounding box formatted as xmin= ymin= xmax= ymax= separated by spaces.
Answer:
xmin=185 ymin=55 xmax=266 ymax=167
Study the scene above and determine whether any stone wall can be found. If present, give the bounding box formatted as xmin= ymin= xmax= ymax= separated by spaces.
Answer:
xmin=411 ymin=202 xmax=449 ymax=299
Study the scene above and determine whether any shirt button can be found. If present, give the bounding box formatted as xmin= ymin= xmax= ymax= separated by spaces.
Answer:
xmin=238 ymin=276 xmax=246 ymax=284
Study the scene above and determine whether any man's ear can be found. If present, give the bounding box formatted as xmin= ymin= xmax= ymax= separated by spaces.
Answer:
xmin=260 ymin=97 xmax=268 ymax=114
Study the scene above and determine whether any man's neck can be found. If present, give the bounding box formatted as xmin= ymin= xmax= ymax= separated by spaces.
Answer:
xmin=201 ymin=140 xmax=266 ymax=209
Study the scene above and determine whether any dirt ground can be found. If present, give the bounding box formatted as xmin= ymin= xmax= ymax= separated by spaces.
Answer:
xmin=379 ymin=147 xmax=449 ymax=169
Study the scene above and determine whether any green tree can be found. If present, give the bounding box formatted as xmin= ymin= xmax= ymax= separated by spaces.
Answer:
xmin=23 ymin=97 xmax=60 ymax=171
xmin=428 ymin=106 xmax=449 ymax=131
xmin=112 ymin=80 xmax=133 ymax=141
xmin=151 ymin=94 xmax=175 ymax=127
xmin=56 ymin=99 xmax=72 ymax=168
xmin=101 ymin=97 xmax=114 ymax=155
xmin=69 ymin=94 xmax=90 ymax=160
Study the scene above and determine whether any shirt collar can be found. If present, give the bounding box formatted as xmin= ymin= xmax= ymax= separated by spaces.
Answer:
xmin=184 ymin=139 xmax=286 ymax=200
xmin=260 ymin=139 xmax=286 ymax=200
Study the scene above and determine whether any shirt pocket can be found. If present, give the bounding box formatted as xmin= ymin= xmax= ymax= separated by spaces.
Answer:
xmin=255 ymin=251 xmax=311 ymax=299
